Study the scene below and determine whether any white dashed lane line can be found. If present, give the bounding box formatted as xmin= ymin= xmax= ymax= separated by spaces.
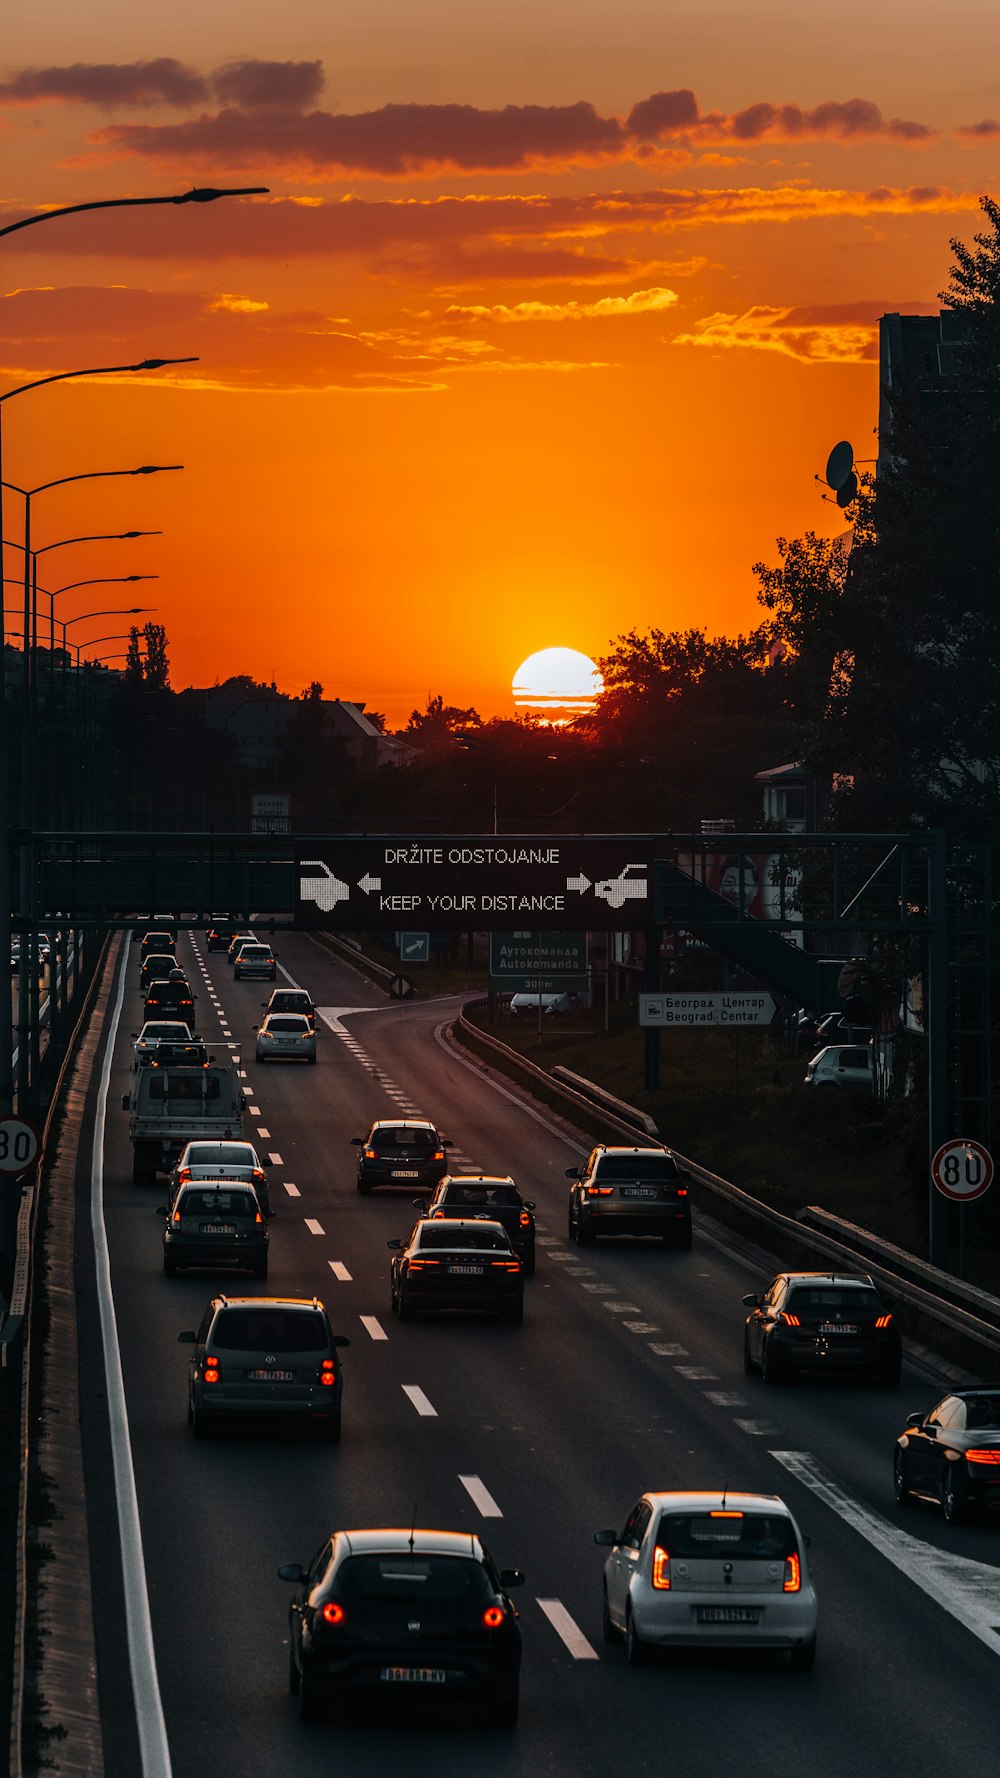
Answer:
xmin=705 ymin=1391 xmax=746 ymax=1407
xmin=257 ymin=1127 xmax=271 ymax=1139
xmin=328 ymin=1261 xmax=352 ymax=1281
xmin=268 ymin=1152 xmax=283 ymax=1166
xmin=249 ymin=1105 xmax=261 ymax=1116
xmin=536 ymin=1600 xmax=599 ymax=1660
xmin=305 ymin=1219 xmax=325 ymax=1236
xmin=675 ymin=1365 xmax=719 ymax=1380
xmin=623 ymin=1321 xmax=660 ymax=1334
xmin=402 ymin=1385 xmax=438 ymax=1418
xmin=283 ymin=1183 xmax=301 ymax=1198
xmin=458 ymin=1475 xmax=503 ymax=1518
xmin=360 ymin=1316 xmax=388 ymax=1342
xmin=649 ymin=1343 xmax=687 ymax=1356
xmin=734 ymin=1420 xmax=776 ymax=1435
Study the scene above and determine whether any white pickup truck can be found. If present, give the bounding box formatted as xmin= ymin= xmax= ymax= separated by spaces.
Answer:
xmin=122 ymin=1065 xmax=246 ymax=1186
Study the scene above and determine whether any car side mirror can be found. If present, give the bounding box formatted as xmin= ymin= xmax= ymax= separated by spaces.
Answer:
xmin=387 ymin=1238 xmax=403 ymax=1250
xmin=905 ymin=1411 xmax=922 ymax=1427
xmin=177 ymin=1331 xmax=196 ymax=1344
xmin=121 ymin=1094 xmax=130 ymax=1110
xmin=351 ymin=1137 xmax=363 ymax=1146
xmin=332 ymin=1335 xmax=350 ymax=1348
xmin=742 ymin=1293 xmax=760 ymax=1307
xmin=261 ymin=1157 xmax=271 ymax=1167
xmin=253 ymin=1026 xmax=259 ymax=1032
xmin=565 ymin=1167 xmax=581 ymax=1179
xmin=412 ymin=1196 xmax=429 ymax=1209
xmin=524 ymin=1201 xmax=536 ymax=1210
xmin=500 ymin=1568 xmax=525 ymax=1588
xmin=443 ymin=1140 xmax=454 ymax=1148
xmin=277 ymin=1564 xmax=305 ymax=1584
xmin=155 ymin=1206 xmax=167 ymax=1216
xmin=593 ymin=1529 xmax=617 ymax=1547
xmin=130 ymin=1032 xmax=138 ymax=1038
xmin=267 ymin=1208 xmax=276 ymax=1219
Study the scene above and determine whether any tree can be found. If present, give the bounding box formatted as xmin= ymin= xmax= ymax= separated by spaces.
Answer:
xmin=402 ymin=694 xmax=482 ymax=746
xmin=142 ymin=622 xmax=170 ymax=692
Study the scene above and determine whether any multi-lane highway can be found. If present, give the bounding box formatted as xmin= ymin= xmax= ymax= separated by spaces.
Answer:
xmin=76 ymin=929 xmax=1000 ymax=1777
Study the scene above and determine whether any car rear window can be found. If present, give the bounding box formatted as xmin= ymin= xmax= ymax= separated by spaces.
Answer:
xmin=178 ymin=1190 xmax=256 ymax=1218
xmin=786 ymin=1287 xmax=881 ymax=1314
xmin=336 ymin=1555 xmax=492 ymax=1605
xmin=657 ymin=1513 xmax=796 ymax=1559
xmin=442 ymin=1184 xmax=519 ymax=1207
xmin=266 ymin=1017 xmax=309 ymax=1033
xmin=595 ymin=1156 xmax=679 ymax=1181
xmin=376 ymin=1127 xmax=437 ymax=1149
xmin=418 ymin=1225 xmax=508 ymax=1250
xmin=964 ymin=1396 xmax=1000 ymax=1429
xmin=272 ymin=993 xmax=310 ymax=1010
xmin=212 ymin=1308 xmax=327 ymax=1351
xmin=187 ymin=1144 xmax=253 ymax=1166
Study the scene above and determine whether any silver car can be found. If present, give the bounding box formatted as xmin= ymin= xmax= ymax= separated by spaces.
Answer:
xmin=255 ymin=1012 xmax=316 ymax=1064
xmin=595 ymin=1490 xmax=817 ymax=1668
xmin=169 ymin=1139 xmax=272 ymax=1213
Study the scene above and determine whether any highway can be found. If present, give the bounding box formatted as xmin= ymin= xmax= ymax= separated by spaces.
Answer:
xmin=77 ymin=929 xmax=1000 ymax=1778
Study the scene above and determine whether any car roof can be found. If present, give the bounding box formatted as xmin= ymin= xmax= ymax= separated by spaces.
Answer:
xmin=210 ymin=1294 xmax=327 ymax=1312
xmin=777 ymin=1272 xmax=876 ymax=1287
xmin=439 ymin=1174 xmax=516 ymax=1188
xmin=334 ymin=1528 xmax=486 ymax=1560
xmin=414 ymin=1217 xmax=509 ymax=1238
xmin=374 ymin=1118 xmax=436 ymax=1131
xmin=642 ymin=1490 xmax=792 ymax=1514
xmin=594 ymin=1145 xmax=672 ymax=1157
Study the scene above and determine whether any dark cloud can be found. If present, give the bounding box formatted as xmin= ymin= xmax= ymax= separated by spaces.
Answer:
xmin=0 ymin=58 xmax=207 ymax=109
xmin=955 ymin=118 xmax=1000 ymax=141
xmin=626 ymin=90 xmax=701 ymax=137
xmin=210 ymin=60 xmax=325 ymax=110
xmin=629 ymin=91 xmax=935 ymax=146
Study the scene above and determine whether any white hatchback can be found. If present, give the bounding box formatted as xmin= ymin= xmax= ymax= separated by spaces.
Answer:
xmin=595 ymin=1490 xmax=817 ymax=1668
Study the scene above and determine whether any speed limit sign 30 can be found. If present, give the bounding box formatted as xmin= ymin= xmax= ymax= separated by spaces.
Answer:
xmin=0 ymin=1115 xmax=41 ymax=1177
xmin=931 ymin=1138 xmax=993 ymax=1202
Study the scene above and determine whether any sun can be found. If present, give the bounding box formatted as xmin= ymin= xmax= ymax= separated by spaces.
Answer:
xmin=511 ymin=647 xmax=603 ymax=721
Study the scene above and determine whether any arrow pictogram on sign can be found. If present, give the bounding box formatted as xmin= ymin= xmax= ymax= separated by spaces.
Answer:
xmin=358 ymin=874 xmax=382 ymax=893
xmin=566 ymin=873 xmax=591 ymax=894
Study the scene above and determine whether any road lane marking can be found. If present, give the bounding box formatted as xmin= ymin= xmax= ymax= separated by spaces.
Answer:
xmin=402 ymin=1385 xmax=438 ymax=1417
xmin=268 ymin=1152 xmax=283 ymax=1165
xmin=603 ymin=1301 xmax=641 ymax=1313
xmin=305 ymin=1218 xmax=325 ymax=1235
xmin=328 ymin=1261 xmax=352 ymax=1281
xmin=249 ymin=1105 xmax=261 ymax=1116
xmin=582 ymin=1283 xmax=616 ymax=1293
xmin=704 ymin=1391 xmax=746 ymax=1406
xmin=256 ymin=1127 xmax=270 ymax=1139
xmin=238 ymin=1070 xmax=247 ymax=1079
xmin=459 ymin=1475 xmax=503 ymax=1517
xmin=649 ymin=1343 xmax=688 ymax=1356
xmin=623 ymin=1321 xmax=660 ymax=1334
xmin=360 ymin=1316 xmax=388 ymax=1341
xmin=771 ymin=1450 xmax=1000 ymax=1656
xmin=734 ymin=1419 xmax=776 ymax=1435
xmin=536 ymin=1599 xmax=599 ymax=1660
xmin=284 ymin=1182 xmax=301 ymax=1197
xmin=675 ymin=1365 xmax=719 ymax=1379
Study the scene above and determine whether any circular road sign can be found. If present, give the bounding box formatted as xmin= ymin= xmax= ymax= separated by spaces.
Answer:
xmin=0 ymin=1115 xmax=41 ymax=1177
xmin=931 ymin=1138 xmax=993 ymax=1202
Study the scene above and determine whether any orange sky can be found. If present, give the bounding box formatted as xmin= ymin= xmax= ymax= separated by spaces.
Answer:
xmin=3 ymin=3 xmax=1000 ymax=725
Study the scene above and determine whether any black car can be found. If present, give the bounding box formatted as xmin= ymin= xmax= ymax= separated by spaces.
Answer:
xmin=566 ymin=1145 xmax=693 ymax=1248
xmin=743 ymin=1271 xmax=902 ymax=1386
xmin=422 ymin=1175 xmax=536 ymax=1275
xmin=143 ymin=978 xmax=196 ymax=1024
xmin=894 ymin=1388 xmax=1000 ymax=1523
xmin=389 ymin=1219 xmax=524 ymax=1322
xmin=139 ymin=953 xmax=178 ymax=995
xmin=263 ymin=987 xmax=318 ymax=1030
xmin=178 ymin=1295 xmax=348 ymax=1440
xmin=279 ymin=1527 xmax=523 ymax=1724
xmin=352 ymin=1120 xmax=452 ymax=1194
xmin=139 ymin=928 xmax=177 ymax=962
xmin=206 ymin=924 xmax=236 ymax=951
xmin=159 ymin=1182 xmax=269 ymax=1277
xmin=147 ymin=1039 xmax=210 ymax=1070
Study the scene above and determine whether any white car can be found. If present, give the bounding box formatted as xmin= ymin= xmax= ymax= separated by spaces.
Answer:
xmin=803 ymin=1044 xmax=874 ymax=1090
xmin=595 ymin=1490 xmax=817 ymax=1668
xmin=255 ymin=1013 xmax=317 ymax=1064
xmin=593 ymin=862 xmax=648 ymax=910
xmin=169 ymin=1140 xmax=271 ymax=1212
xmin=299 ymin=860 xmax=350 ymax=912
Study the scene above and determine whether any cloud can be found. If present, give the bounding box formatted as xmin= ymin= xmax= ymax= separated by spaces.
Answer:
xmin=627 ymin=91 xmax=935 ymax=147
xmin=673 ymin=301 xmax=886 ymax=362
xmin=210 ymin=60 xmax=325 ymax=110
xmin=0 ymin=58 xmax=208 ymax=109
xmin=954 ymin=118 xmax=1000 ymax=143
xmin=444 ymin=286 xmax=679 ymax=323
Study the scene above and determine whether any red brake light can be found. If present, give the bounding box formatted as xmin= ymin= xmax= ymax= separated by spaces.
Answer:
xmin=783 ymin=1552 xmax=801 ymax=1592
xmin=482 ymin=1605 xmax=505 ymax=1629
xmin=652 ymin=1548 xmax=671 ymax=1590
xmin=254 ymin=1209 xmax=263 ymax=1224
xmin=781 ymin=1312 xmax=801 ymax=1327
xmin=966 ymin=1449 xmax=1000 ymax=1464
xmin=171 ymin=1207 xmax=181 ymax=1224
xmin=519 ymin=1211 xmax=531 ymax=1227
xmin=203 ymin=1360 xmax=219 ymax=1384
xmin=321 ymin=1601 xmax=345 ymax=1626
xmin=709 ymin=1510 xmax=743 ymax=1518
xmin=433 ymin=1150 xmax=444 ymax=1161
xmin=364 ymin=1148 xmax=377 ymax=1160
xmin=321 ymin=1360 xmax=335 ymax=1387
xmin=677 ymin=1187 xmax=688 ymax=1197
xmin=587 ymin=1185 xmax=614 ymax=1197
xmin=875 ymin=1313 xmax=893 ymax=1329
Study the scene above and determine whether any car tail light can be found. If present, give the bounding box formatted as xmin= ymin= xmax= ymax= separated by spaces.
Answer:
xmin=364 ymin=1148 xmax=378 ymax=1160
xmin=519 ymin=1211 xmax=531 ymax=1227
xmin=252 ymin=1169 xmax=265 ymax=1183
xmin=320 ymin=1361 xmax=336 ymax=1388
xmin=172 ymin=1207 xmax=182 ymax=1224
xmin=254 ymin=1209 xmax=264 ymax=1224
xmin=875 ymin=1313 xmax=893 ymax=1329
xmin=482 ymin=1605 xmax=506 ymax=1629
xmin=676 ymin=1187 xmax=688 ymax=1197
xmin=586 ymin=1185 xmax=614 ymax=1197
xmin=321 ymin=1601 xmax=346 ymax=1626
xmin=783 ymin=1553 xmax=802 ymax=1592
xmin=203 ymin=1359 xmax=220 ymax=1384
xmin=966 ymin=1449 xmax=1000 ymax=1465
xmin=433 ymin=1150 xmax=444 ymax=1161
xmin=781 ymin=1312 xmax=801 ymax=1327
xmin=491 ymin=1260 xmax=521 ymax=1272
xmin=710 ymin=1510 xmax=743 ymax=1518
xmin=652 ymin=1547 xmax=671 ymax=1589
xmin=408 ymin=1258 xmax=441 ymax=1271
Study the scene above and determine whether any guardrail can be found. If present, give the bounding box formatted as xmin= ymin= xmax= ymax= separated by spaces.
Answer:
xmin=550 ymin=1065 xmax=660 ymax=1137
xmin=310 ymin=929 xmax=397 ymax=988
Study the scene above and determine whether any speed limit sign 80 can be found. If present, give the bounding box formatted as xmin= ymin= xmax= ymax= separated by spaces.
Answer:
xmin=0 ymin=1115 xmax=41 ymax=1177
xmin=931 ymin=1138 xmax=993 ymax=1202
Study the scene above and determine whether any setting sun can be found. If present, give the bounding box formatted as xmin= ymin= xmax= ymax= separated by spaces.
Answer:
xmin=511 ymin=647 xmax=604 ymax=722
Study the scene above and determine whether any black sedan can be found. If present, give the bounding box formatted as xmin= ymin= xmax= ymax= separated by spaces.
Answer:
xmin=894 ymin=1388 xmax=1000 ymax=1524
xmin=143 ymin=978 xmax=196 ymax=1025
xmin=279 ymin=1527 xmax=523 ymax=1724
xmin=388 ymin=1219 xmax=524 ymax=1323
xmin=742 ymin=1271 xmax=902 ymax=1386
xmin=421 ymin=1175 xmax=537 ymax=1275
xmin=352 ymin=1119 xmax=452 ymax=1194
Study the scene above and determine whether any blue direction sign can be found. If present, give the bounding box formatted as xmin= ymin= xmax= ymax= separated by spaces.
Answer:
xmin=489 ymin=931 xmax=589 ymax=992
xmin=296 ymin=839 xmax=653 ymax=932
xmin=399 ymin=932 xmax=430 ymax=962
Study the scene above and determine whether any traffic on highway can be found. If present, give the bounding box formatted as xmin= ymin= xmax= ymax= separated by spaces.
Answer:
xmin=63 ymin=925 xmax=1000 ymax=1775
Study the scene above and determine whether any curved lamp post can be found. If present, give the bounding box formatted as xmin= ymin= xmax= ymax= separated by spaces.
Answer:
xmin=0 ymin=184 xmax=268 ymax=240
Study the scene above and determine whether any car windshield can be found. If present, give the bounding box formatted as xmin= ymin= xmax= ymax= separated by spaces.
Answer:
xmin=786 ymin=1287 xmax=881 ymax=1315
xmin=266 ymin=1017 xmax=309 ymax=1033
xmin=597 ymin=1156 xmax=678 ymax=1180
xmin=212 ymin=1308 xmax=326 ymax=1351
xmin=335 ymin=1555 xmax=492 ymax=1605
xmin=178 ymin=1190 xmax=256 ymax=1217
xmin=375 ymin=1127 xmax=437 ymax=1150
xmin=657 ymin=1512 xmax=796 ymax=1560
xmin=417 ymin=1226 xmax=509 ymax=1251
xmin=240 ymin=947 xmax=270 ymax=959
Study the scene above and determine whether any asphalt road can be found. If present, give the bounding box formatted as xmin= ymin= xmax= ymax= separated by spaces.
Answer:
xmin=78 ymin=929 xmax=1000 ymax=1778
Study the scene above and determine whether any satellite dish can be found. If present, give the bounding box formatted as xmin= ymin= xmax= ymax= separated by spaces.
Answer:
xmin=836 ymin=470 xmax=858 ymax=509
xmin=825 ymin=440 xmax=854 ymax=490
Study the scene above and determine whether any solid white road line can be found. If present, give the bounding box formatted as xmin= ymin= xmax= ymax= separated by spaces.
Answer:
xmin=536 ymin=1599 xmax=599 ymax=1660
xmin=305 ymin=1218 xmax=325 ymax=1235
xmin=458 ymin=1474 xmax=503 ymax=1518
xmin=402 ymin=1385 xmax=438 ymax=1417
xmin=283 ymin=1182 xmax=301 ymax=1197
xmin=772 ymin=1450 xmax=1000 ymax=1656
xmin=360 ymin=1316 xmax=388 ymax=1341
xmin=328 ymin=1261 xmax=352 ymax=1281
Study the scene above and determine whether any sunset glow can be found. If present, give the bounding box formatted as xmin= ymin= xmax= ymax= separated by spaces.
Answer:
xmin=511 ymin=647 xmax=604 ymax=721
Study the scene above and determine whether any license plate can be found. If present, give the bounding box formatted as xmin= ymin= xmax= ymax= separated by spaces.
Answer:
xmin=392 ymin=1169 xmax=419 ymax=1177
xmin=202 ymin=1223 xmax=236 ymax=1234
xmin=380 ymin=1667 xmax=445 ymax=1683
xmin=818 ymin=1323 xmax=858 ymax=1334
xmin=448 ymin=1264 xmax=483 ymax=1275
xmin=695 ymin=1606 xmax=760 ymax=1624
xmin=620 ymin=1185 xmax=656 ymax=1198
xmin=246 ymin=1369 xmax=293 ymax=1381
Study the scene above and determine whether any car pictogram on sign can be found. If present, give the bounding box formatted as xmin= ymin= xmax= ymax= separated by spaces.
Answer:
xmin=592 ymin=862 xmax=648 ymax=910
xmin=299 ymin=861 xmax=351 ymax=912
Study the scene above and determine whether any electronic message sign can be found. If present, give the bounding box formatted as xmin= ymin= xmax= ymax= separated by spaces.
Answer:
xmin=295 ymin=839 xmax=654 ymax=932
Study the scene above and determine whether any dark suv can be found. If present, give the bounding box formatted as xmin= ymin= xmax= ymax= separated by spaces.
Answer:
xmin=352 ymin=1119 xmax=452 ymax=1193
xmin=566 ymin=1145 xmax=693 ymax=1248
xmin=178 ymin=1295 xmax=349 ymax=1439
xmin=422 ymin=1175 xmax=537 ymax=1274
xmin=143 ymin=978 xmax=196 ymax=1024
xmin=743 ymin=1271 xmax=902 ymax=1386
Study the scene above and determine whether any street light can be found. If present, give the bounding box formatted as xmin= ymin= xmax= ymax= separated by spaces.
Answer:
xmin=0 ymin=184 xmax=269 ymax=239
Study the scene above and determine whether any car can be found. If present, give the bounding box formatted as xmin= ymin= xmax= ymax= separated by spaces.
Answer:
xmin=509 ymin=991 xmax=572 ymax=1015
xmin=595 ymin=1490 xmax=817 ymax=1669
xmin=143 ymin=978 xmax=196 ymax=1024
xmin=894 ymin=1387 xmax=1000 ymax=1524
xmin=352 ymin=1119 xmax=452 ymax=1194
xmin=169 ymin=1139 xmax=272 ymax=1213
xmin=234 ymin=943 xmax=277 ymax=981
xmin=742 ymin=1271 xmax=902 ymax=1386
xmin=593 ymin=861 xmax=648 ymax=911
xmin=227 ymin=931 xmax=256 ymax=965
xmin=139 ymin=928 xmax=177 ymax=960
xmin=147 ymin=1038 xmax=210 ymax=1070
xmin=131 ymin=1020 xmax=195 ymax=1066
xmin=803 ymin=1044 xmax=874 ymax=1090
xmin=139 ymin=952 xmax=179 ymax=995
xmin=177 ymin=1295 xmax=349 ymax=1440
xmin=254 ymin=1012 xmax=317 ymax=1063
xmin=278 ymin=1526 xmax=524 ymax=1723
xmin=158 ymin=1181 xmax=269 ymax=1277
xmin=263 ymin=987 xmax=317 ymax=1030
xmin=566 ymin=1145 xmax=693 ymax=1248
xmin=814 ymin=1011 xmax=872 ymax=1044
xmin=206 ymin=924 xmax=236 ymax=951
xmin=388 ymin=1218 xmax=524 ymax=1322
xmin=422 ymin=1176 xmax=536 ymax=1275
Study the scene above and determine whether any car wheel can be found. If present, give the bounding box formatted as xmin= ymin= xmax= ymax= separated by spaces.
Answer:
xmin=191 ymin=1401 xmax=210 ymax=1440
xmin=876 ymin=1361 xmax=902 ymax=1389
xmin=390 ymin=1280 xmax=399 ymax=1313
xmin=761 ymin=1340 xmax=785 ymax=1385
xmin=253 ymin=1259 xmax=268 ymax=1280
xmin=308 ymin=1053 xmax=317 ymax=1064
xmin=893 ymin=1452 xmax=915 ymax=1507
xmin=287 ymin=1646 xmax=300 ymax=1695
xmin=357 ymin=1178 xmax=372 ymax=1195
xmin=256 ymin=1052 xmax=266 ymax=1063
xmin=320 ymin=1407 xmax=342 ymax=1443
xmin=942 ymin=1463 xmax=971 ymax=1525
xmin=502 ymin=1298 xmax=524 ymax=1325
xmin=489 ymin=1685 xmax=519 ymax=1726
xmin=789 ymin=1636 xmax=816 ymax=1672
xmin=625 ymin=1607 xmax=648 ymax=1667
xmin=673 ymin=1225 xmax=693 ymax=1250
xmin=574 ymin=1214 xmax=594 ymax=1247
xmin=522 ymin=1249 xmax=536 ymax=1278
xmin=298 ymin=1675 xmax=325 ymax=1723
xmin=743 ymin=1333 xmax=758 ymax=1375
xmin=163 ymin=1255 xmax=178 ymax=1277
xmin=602 ymin=1583 xmax=622 ymax=1643
xmin=398 ymin=1293 xmax=415 ymax=1322
xmin=186 ymin=1393 xmax=193 ymax=1426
